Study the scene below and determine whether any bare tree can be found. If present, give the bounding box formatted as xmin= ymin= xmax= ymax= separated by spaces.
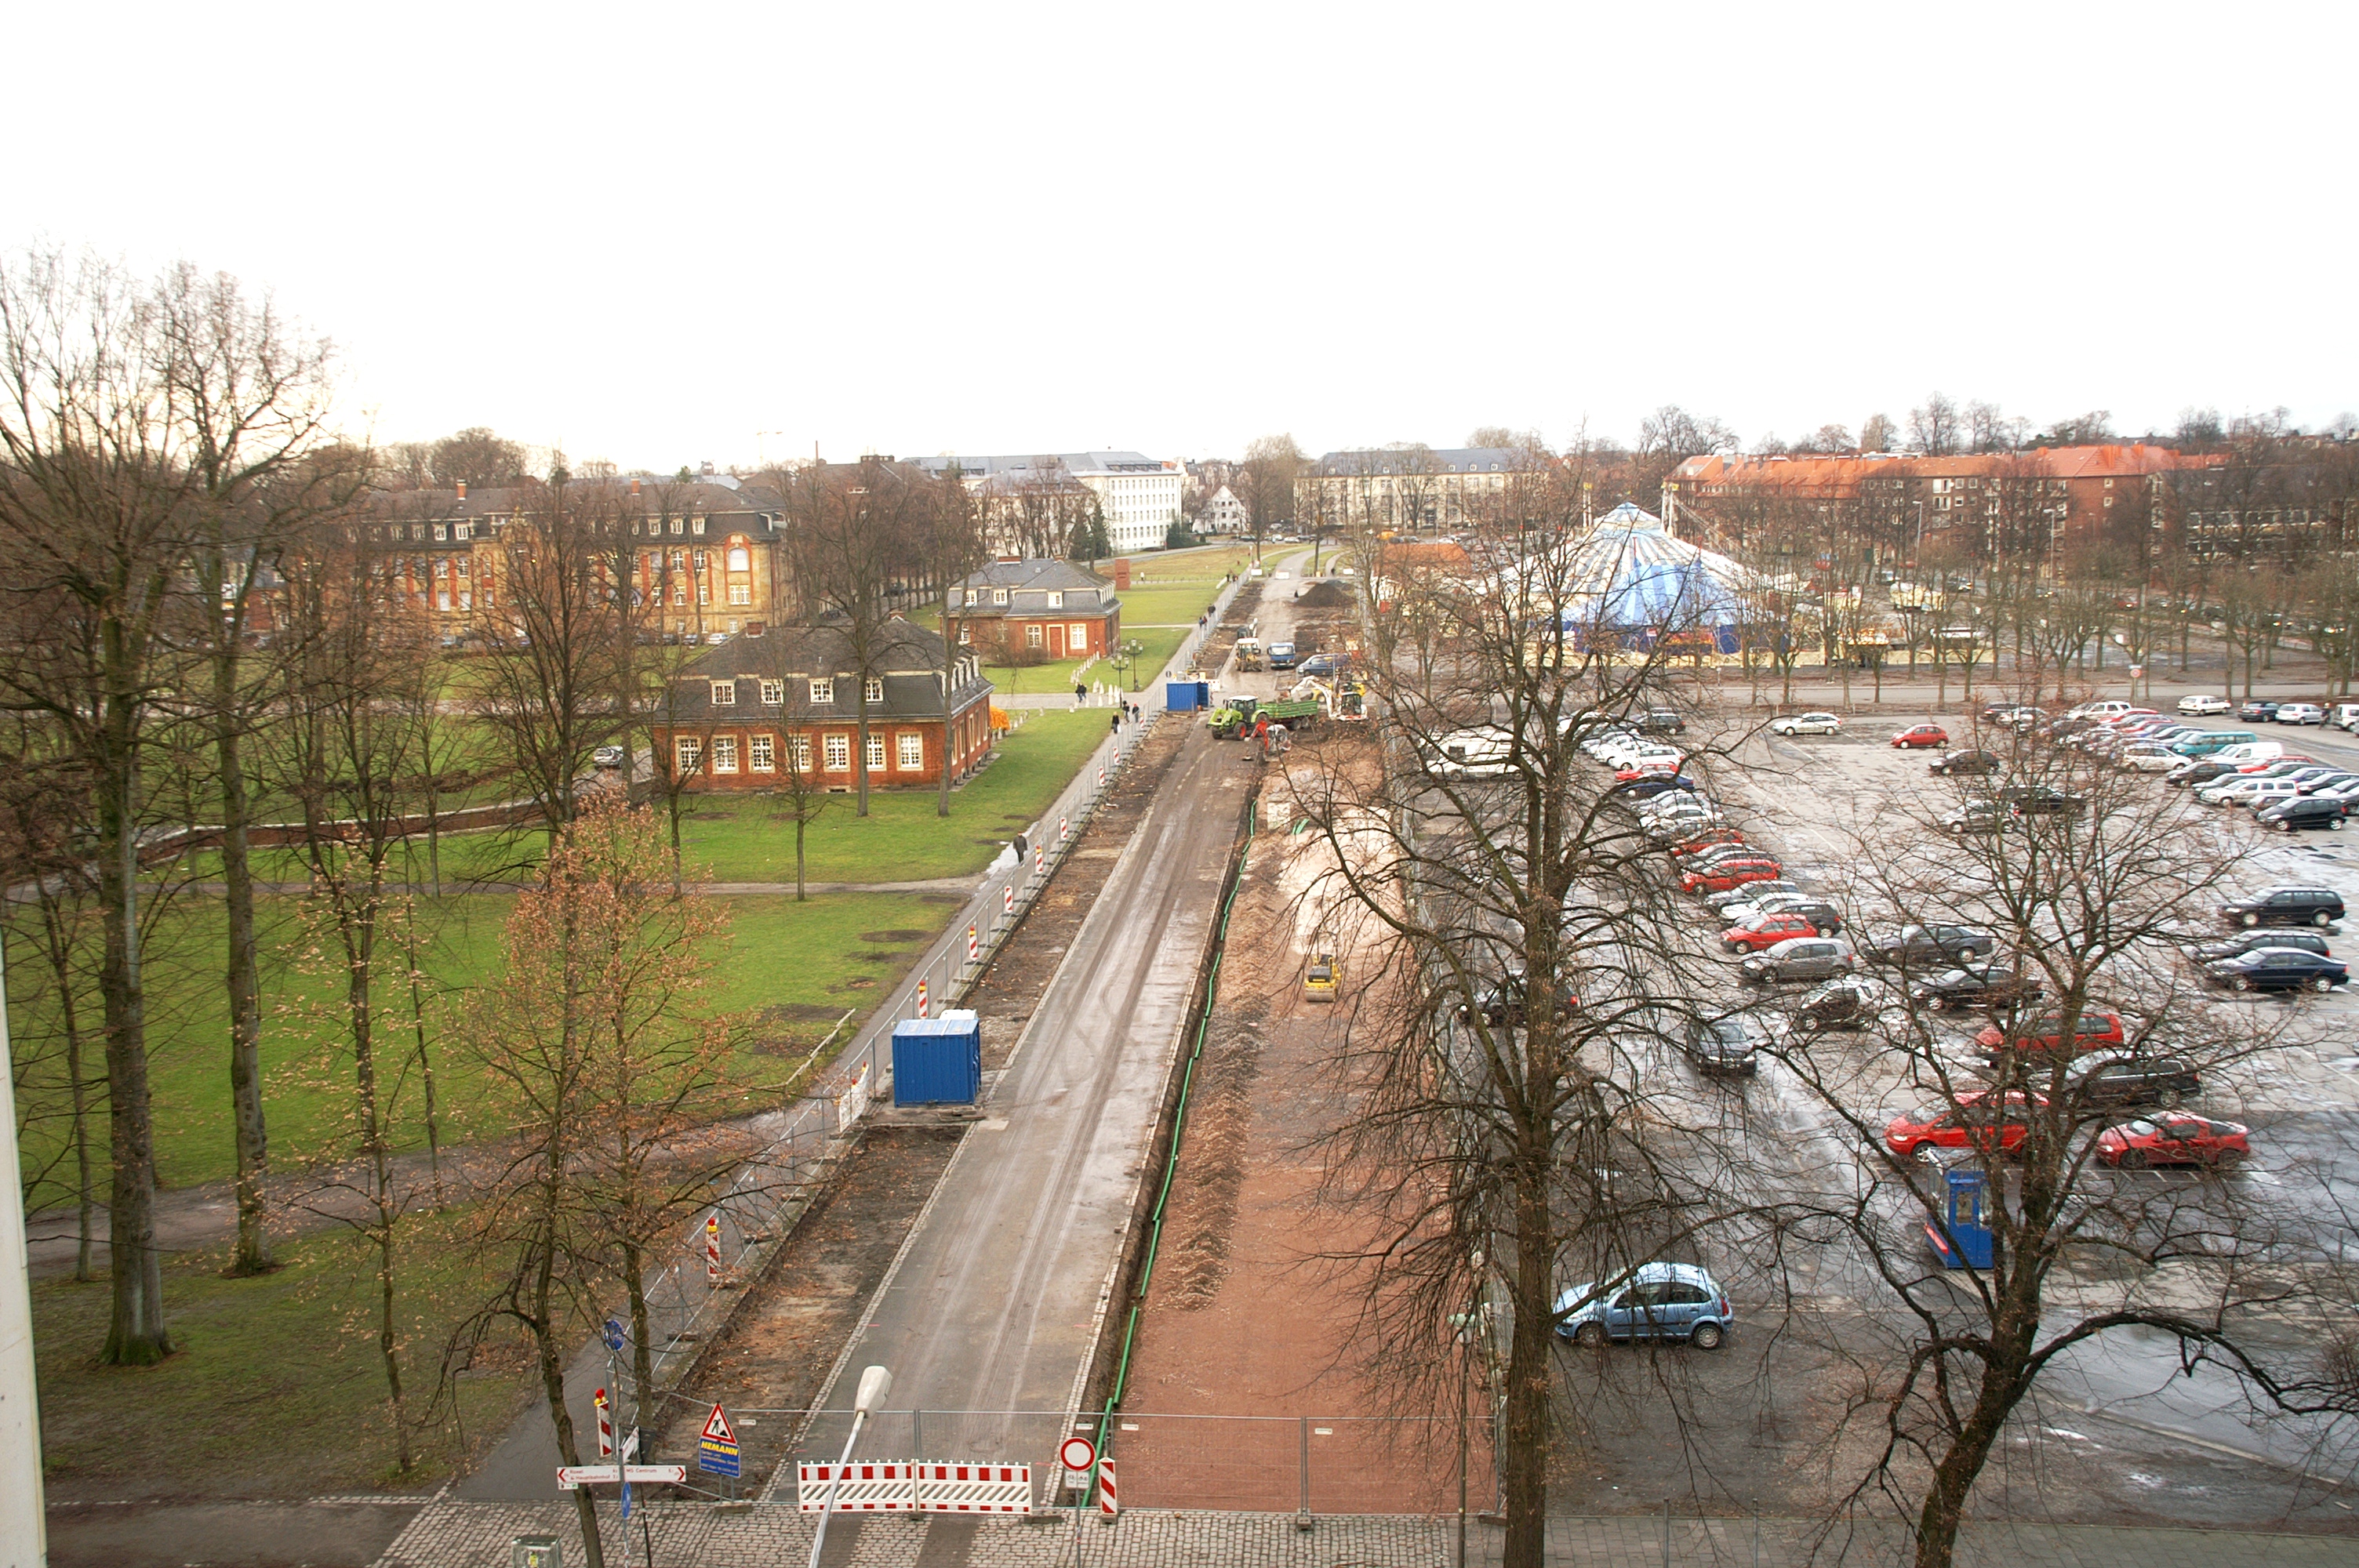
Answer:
xmin=427 ymin=426 xmax=527 ymax=491
xmin=1908 ymin=393 xmax=1962 ymax=457
xmin=784 ymin=459 xmax=918 ymax=816
xmin=1860 ymin=412 xmax=1899 ymax=453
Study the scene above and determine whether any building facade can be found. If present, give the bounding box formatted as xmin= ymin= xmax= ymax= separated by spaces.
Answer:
xmin=909 ymin=452 xmax=1185 ymax=554
xmin=649 ymin=618 xmax=995 ymax=793
xmin=1296 ymin=446 xmax=1527 ymax=534
xmin=944 ymin=560 xmax=1122 ymax=661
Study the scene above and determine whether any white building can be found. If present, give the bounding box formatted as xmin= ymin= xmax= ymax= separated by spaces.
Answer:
xmin=910 ymin=451 xmax=1185 ymax=554
xmin=1198 ymin=484 xmax=1249 ymax=535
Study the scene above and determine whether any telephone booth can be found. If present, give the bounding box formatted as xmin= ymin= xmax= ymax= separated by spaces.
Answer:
xmin=1925 ymin=1168 xmax=1994 ymax=1269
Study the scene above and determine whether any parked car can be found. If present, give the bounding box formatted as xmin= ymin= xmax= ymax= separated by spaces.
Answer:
xmin=1677 ymin=841 xmax=1765 ymax=870
xmin=1683 ymin=858 xmax=1785 ymax=895
xmin=1637 ymin=710 xmax=1688 ymax=735
xmin=2218 ymin=887 xmax=2344 ymax=928
xmin=1739 ymin=935 xmax=1857 ymax=985
xmin=2005 ymin=786 xmax=2088 ymax=818
xmin=1908 ymin=964 xmax=2045 ymax=1013
xmin=1884 ymin=1091 xmax=2039 ymax=1161
xmin=2255 ymin=796 xmax=2350 ymax=833
xmin=1982 ymin=706 xmax=2044 ymax=731
xmin=1942 ymin=800 xmax=2008 ymax=834
xmin=1726 ymin=895 xmax=1843 ymax=933
xmin=1973 ymin=1010 xmax=2127 ymax=1058
xmin=2067 ymin=1054 xmax=2202 ymax=1109
xmin=2191 ymin=929 xmax=2332 ymax=964
xmin=1863 ymin=924 xmax=1997 ymax=967
xmin=2196 ymin=776 xmax=2300 ymax=808
xmin=1612 ymin=773 xmax=1699 ymax=800
xmin=1666 ymin=827 xmax=1750 ymax=857
xmin=2165 ymin=759 xmax=2239 ymax=789
xmin=2096 ymin=1114 xmax=2248 ymax=1170
xmin=1769 ymin=712 xmax=1842 ymax=737
xmin=1681 ymin=1015 xmax=1765 ymax=1076
xmin=2117 ymin=743 xmax=2181 ymax=773
xmin=591 ymin=744 xmax=627 ymax=768
xmin=1554 ymin=1261 xmax=1733 ymax=1348
xmin=2277 ymin=702 xmax=2327 ymax=726
xmin=1891 ymin=723 xmax=1949 ymax=750
xmin=2177 ymin=694 xmax=2233 ymax=716
xmin=2334 ymin=702 xmax=2359 ymax=731
xmin=1459 ymin=969 xmax=1577 ymax=1027
xmin=1790 ymin=976 xmax=1892 ymax=1030
xmin=1706 ymin=878 xmax=1800 ymax=913
xmin=2203 ymin=947 xmax=2350 ymax=993
xmin=1722 ymin=911 xmax=1827 ymax=953
xmin=1928 ymin=750 xmax=1999 ymax=777
xmin=2238 ymin=700 xmax=2281 ymax=722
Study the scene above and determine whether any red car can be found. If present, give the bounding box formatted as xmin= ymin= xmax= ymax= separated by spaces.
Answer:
xmin=1892 ymin=724 xmax=1950 ymax=750
xmin=1681 ymin=858 xmax=1783 ymax=894
xmin=1667 ymin=829 xmax=1749 ymax=858
xmin=1884 ymin=1091 xmax=2042 ymax=1161
xmin=1972 ymin=1010 xmax=2125 ymax=1057
xmin=1721 ymin=911 xmax=1822 ymax=952
xmin=2096 ymin=1113 xmax=2248 ymax=1169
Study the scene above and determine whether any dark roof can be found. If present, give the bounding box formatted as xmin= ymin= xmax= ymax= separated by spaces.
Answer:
xmin=1310 ymin=447 xmax=1525 ymax=477
xmin=958 ymin=560 xmax=1110 ymax=592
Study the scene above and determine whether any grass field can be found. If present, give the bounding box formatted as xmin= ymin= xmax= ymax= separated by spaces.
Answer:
xmin=7 ymin=886 xmax=954 ymax=1205
xmin=34 ymin=1223 xmax=550 ymax=1497
xmin=672 ymin=706 xmax=1108 ymax=881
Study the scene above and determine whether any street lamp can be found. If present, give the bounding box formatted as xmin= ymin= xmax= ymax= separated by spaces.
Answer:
xmin=1108 ymin=637 xmax=1147 ymax=692
xmin=809 ymin=1365 xmax=891 ymax=1568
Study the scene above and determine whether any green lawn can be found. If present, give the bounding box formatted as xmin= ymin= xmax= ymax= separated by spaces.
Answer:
xmin=8 ymin=887 xmax=954 ymax=1204
xmin=983 ymin=624 xmax=1194 ymax=693
xmin=35 ymin=1223 xmax=538 ymax=1497
xmin=672 ymin=707 xmax=1108 ymax=882
xmin=1116 ymin=583 xmax=1226 ymax=626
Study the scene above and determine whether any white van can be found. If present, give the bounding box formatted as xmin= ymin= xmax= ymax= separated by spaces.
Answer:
xmin=2212 ymin=741 xmax=2284 ymax=767
xmin=2070 ymin=700 xmax=2135 ymax=720
xmin=2334 ymin=703 xmax=2359 ymax=732
xmin=1431 ymin=726 xmax=1518 ymax=779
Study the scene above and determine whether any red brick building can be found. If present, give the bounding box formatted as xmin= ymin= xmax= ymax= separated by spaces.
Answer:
xmin=650 ymin=617 xmax=995 ymax=793
xmin=944 ymin=560 xmax=1121 ymax=662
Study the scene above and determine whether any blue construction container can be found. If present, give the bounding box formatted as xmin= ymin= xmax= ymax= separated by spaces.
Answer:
xmin=891 ymin=1009 xmax=983 ymax=1106
xmin=1165 ymin=680 xmax=1210 ymax=712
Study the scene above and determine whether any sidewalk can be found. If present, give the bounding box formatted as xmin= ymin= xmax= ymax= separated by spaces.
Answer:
xmin=373 ymin=1500 xmax=2354 ymax=1567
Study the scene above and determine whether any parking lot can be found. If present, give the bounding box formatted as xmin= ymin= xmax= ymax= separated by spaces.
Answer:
xmin=1535 ymin=704 xmax=2359 ymax=1528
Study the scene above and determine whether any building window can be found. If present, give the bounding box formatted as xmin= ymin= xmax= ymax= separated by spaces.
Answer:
xmin=697 ymin=585 xmax=711 ymax=605
xmin=810 ymin=678 xmax=834 ymax=703
xmin=672 ymin=583 xmax=688 ymax=604
xmin=455 ymin=521 xmax=472 ymax=540
xmin=676 ymin=736 xmax=702 ymax=773
xmin=993 ymin=587 xmax=1009 ymax=604
xmin=1026 ymin=624 xmax=1044 ymax=648
xmin=712 ymin=736 xmax=739 ymax=773
xmin=751 ymin=734 xmax=774 ymax=771
xmin=1069 ymin=622 xmax=1088 ymax=645
xmin=866 ymin=734 xmax=887 ymax=770
xmin=711 ymin=681 xmax=736 ymax=705
xmin=864 ymin=677 xmax=883 ymax=703
xmin=693 ymin=550 xmax=707 ymax=572
xmin=760 ymin=679 xmax=784 ymax=705
xmin=691 ymin=517 xmax=706 ymax=535
xmin=791 ymin=734 xmax=812 ymax=771
xmin=671 ymin=518 xmax=684 ymax=535
xmin=823 ymin=732 xmax=850 ymax=770
xmin=729 ymin=582 xmax=751 ymax=605
xmin=1047 ymin=591 xmax=1063 ymax=608
xmin=459 ymin=591 xmax=472 ymax=610
xmin=727 ymin=544 xmax=751 ymax=571
xmin=437 ymin=589 xmax=451 ymax=611
xmin=896 ymin=732 xmax=923 ymax=771
xmin=432 ymin=522 xmax=448 ymax=542
xmin=958 ymin=624 xmax=971 ymax=644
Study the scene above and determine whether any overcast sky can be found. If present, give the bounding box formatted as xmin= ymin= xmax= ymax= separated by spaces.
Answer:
xmin=12 ymin=2 xmax=2351 ymax=470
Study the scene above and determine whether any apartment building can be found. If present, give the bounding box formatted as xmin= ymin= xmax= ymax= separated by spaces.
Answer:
xmin=908 ymin=452 xmax=1187 ymax=554
xmin=1296 ymin=446 xmax=1527 ymax=532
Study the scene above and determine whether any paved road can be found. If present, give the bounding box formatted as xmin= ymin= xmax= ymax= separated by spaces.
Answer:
xmin=779 ymin=724 xmax=1246 ymax=1481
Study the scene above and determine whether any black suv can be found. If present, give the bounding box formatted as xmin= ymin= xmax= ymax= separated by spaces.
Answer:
xmin=2067 ymin=1054 xmax=2201 ymax=1109
xmin=1909 ymin=964 xmax=2045 ymax=1013
xmin=2217 ymin=887 xmax=2344 ymax=929
xmin=1863 ymin=924 xmax=1997 ymax=967
xmin=1637 ymin=710 xmax=1688 ymax=735
xmin=2004 ymin=786 xmax=2088 ymax=818
xmin=1681 ymin=1015 xmax=1763 ymax=1076
xmin=2191 ymin=929 xmax=2332 ymax=964
xmin=1927 ymin=750 xmax=1999 ymax=777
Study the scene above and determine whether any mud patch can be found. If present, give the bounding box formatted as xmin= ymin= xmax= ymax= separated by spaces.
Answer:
xmin=1155 ymin=998 xmax=1267 ymax=1308
xmin=861 ymin=929 xmax=931 ymax=943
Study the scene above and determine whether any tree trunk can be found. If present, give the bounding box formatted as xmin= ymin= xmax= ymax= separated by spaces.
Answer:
xmin=795 ymin=815 xmax=808 ymax=902
xmin=626 ymin=1240 xmax=655 ymax=1425
xmin=855 ymin=699 xmax=872 ymax=817
xmin=96 ymin=681 xmax=170 ymax=1363
xmin=1499 ymin=1173 xmax=1556 ymax=1568
xmin=216 ymin=694 xmax=272 ymax=1276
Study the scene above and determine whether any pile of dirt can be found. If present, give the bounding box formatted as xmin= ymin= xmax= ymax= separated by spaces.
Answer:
xmin=1294 ymin=579 xmax=1357 ymax=609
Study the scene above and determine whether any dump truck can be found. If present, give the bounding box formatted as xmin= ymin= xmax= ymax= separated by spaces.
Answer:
xmin=1207 ymin=694 xmax=1322 ymax=739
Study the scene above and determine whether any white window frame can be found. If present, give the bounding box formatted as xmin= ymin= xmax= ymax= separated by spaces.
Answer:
xmin=1026 ymin=624 xmax=1044 ymax=648
xmin=729 ymin=581 xmax=751 ymax=605
xmin=710 ymin=681 xmax=736 ymax=706
xmin=676 ymin=736 xmax=703 ymax=773
xmin=1068 ymin=622 xmax=1088 ymax=646
xmin=1047 ymin=590 xmax=1063 ymax=608
xmin=823 ymin=732 xmax=850 ymax=770
xmin=792 ymin=734 xmax=813 ymax=771
xmin=865 ymin=734 xmax=887 ymax=770
xmin=863 ymin=677 xmax=883 ymax=703
xmin=993 ymin=587 xmax=1009 ymax=604
xmin=750 ymin=734 xmax=774 ymax=771
xmin=711 ymin=736 xmax=739 ymax=773
xmin=809 ymin=678 xmax=834 ymax=703
xmin=759 ymin=679 xmax=784 ymax=705
xmin=896 ymin=732 xmax=924 ymax=771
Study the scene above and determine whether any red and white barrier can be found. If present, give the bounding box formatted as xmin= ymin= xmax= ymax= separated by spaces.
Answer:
xmin=797 ymin=1461 xmax=1031 ymax=1514
xmin=916 ymin=978 xmax=929 ymax=1018
xmin=594 ymin=1388 xmax=614 ymax=1459
xmin=704 ymin=1213 xmax=721 ymax=1285
xmin=966 ymin=922 xmax=979 ymax=962
xmin=1096 ymin=1458 xmax=1119 ymax=1515
xmin=1003 ymin=884 xmax=1015 ymax=917
xmin=1059 ymin=815 xmax=1068 ymax=844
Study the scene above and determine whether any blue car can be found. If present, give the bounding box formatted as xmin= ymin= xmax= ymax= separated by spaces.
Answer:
xmin=1612 ymin=773 xmax=1699 ymax=799
xmin=1554 ymin=1261 xmax=1732 ymax=1349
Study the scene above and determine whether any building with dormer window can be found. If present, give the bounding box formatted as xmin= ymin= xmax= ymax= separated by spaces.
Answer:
xmin=943 ymin=560 xmax=1123 ymax=662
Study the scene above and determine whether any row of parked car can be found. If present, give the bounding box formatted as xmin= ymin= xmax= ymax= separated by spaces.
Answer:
xmin=2175 ymin=692 xmax=2359 ymax=728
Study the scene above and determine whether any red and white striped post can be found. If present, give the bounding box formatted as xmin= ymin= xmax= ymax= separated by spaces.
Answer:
xmin=1096 ymin=1459 xmax=1119 ymax=1516
xmin=966 ymin=923 xmax=979 ymax=964
xmin=916 ymin=978 xmax=929 ymax=1018
xmin=1096 ymin=765 xmax=1105 ymax=792
xmin=594 ymin=1388 xmax=614 ymax=1459
xmin=1059 ymin=815 xmax=1069 ymax=844
xmin=1003 ymin=884 xmax=1015 ymax=918
xmin=704 ymin=1212 xmax=721 ymax=1286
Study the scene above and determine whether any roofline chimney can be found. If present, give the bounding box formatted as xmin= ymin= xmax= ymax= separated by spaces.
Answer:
xmin=456 ymin=481 xmax=467 ymax=501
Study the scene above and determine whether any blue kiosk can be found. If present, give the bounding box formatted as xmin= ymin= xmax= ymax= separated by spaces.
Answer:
xmin=1925 ymin=1168 xmax=1995 ymax=1269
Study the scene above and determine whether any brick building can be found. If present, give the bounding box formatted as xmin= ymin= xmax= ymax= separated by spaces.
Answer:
xmin=649 ymin=617 xmax=995 ymax=793
xmin=944 ymin=561 xmax=1123 ymax=662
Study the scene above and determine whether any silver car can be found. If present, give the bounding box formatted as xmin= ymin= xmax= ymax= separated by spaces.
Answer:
xmin=1769 ymin=712 xmax=1841 ymax=737
xmin=1739 ymin=936 xmax=1859 ymax=985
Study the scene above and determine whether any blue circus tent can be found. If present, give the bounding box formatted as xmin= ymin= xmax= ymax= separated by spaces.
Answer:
xmin=1549 ymin=503 xmax=1761 ymax=654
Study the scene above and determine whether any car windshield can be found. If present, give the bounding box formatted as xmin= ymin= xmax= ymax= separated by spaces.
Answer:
xmin=2121 ymin=1120 xmax=2159 ymax=1136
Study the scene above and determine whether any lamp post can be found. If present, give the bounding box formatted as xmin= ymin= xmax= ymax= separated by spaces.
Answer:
xmin=1109 ymin=637 xmax=1146 ymax=692
xmin=809 ymin=1365 xmax=892 ymax=1568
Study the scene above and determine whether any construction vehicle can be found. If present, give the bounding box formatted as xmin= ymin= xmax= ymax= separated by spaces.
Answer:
xmin=1206 ymin=693 xmax=1321 ymax=739
xmin=1303 ymin=952 xmax=1340 ymax=1002
xmin=1234 ymin=636 xmax=1265 ymax=672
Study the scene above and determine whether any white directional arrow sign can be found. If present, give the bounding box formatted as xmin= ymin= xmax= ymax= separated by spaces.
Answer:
xmin=556 ymin=1465 xmax=686 ymax=1489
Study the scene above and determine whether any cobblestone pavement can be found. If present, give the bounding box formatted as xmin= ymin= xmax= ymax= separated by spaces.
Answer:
xmin=375 ymin=1499 xmax=2354 ymax=1567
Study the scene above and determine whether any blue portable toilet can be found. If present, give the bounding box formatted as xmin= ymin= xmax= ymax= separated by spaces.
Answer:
xmin=1925 ymin=1168 xmax=1994 ymax=1269
xmin=891 ymin=1008 xmax=983 ymax=1106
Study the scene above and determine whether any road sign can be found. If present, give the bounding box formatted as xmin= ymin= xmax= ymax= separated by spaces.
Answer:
xmin=698 ymin=1403 xmax=741 ymax=1479
xmin=1059 ymin=1436 xmax=1096 ymax=1473
xmin=602 ymin=1318 xmax=625 ymax=1352
xmin=556 ymin=1465 xmax=685 ymax=1489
